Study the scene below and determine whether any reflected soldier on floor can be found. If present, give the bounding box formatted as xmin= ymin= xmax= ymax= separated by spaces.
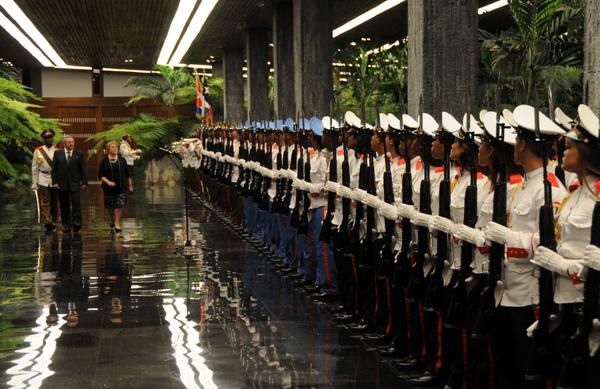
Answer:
xmin=98 ymin=235 xmax=132 ymax=325
xmin=52 ymin=233 xmax=88 ymax=327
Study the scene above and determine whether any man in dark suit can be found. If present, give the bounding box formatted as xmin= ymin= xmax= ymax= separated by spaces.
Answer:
xmin=52 ymin=135 xmax=87 ymax=232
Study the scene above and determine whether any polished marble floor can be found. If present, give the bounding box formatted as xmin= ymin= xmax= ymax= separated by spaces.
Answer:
xmin=0 ymin=185 xmax=412 ymax=389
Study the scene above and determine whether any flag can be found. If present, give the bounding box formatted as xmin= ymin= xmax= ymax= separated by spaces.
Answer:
xmin=195 ymin=72 xmax=214 ymax=125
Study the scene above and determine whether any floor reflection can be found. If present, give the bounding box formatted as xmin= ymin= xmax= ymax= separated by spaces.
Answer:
xmin=0 ymin=186 xmax=405 ymax=389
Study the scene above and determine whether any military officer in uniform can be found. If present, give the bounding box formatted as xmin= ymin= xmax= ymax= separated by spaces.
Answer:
xmin=32 ymin=129 xmax=58 ymax=231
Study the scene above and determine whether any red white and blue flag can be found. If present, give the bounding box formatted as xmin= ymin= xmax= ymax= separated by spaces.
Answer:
xmin=195 ymin=72 xmax=213 ymax=124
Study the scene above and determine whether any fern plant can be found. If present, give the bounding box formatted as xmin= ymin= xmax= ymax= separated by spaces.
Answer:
xmin=0 ymin=66 xmax=61 ymax=195
xmin=125 ymin=64 xmax=196 ymax=107
xmin=86 ymin=113 xmax=181 ymax=156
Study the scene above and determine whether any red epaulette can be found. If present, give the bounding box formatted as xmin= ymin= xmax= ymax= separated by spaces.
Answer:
xmin=398 ymin=158 xmax=406 ymax=166
xmin=415 ymin=160 xmax=423 ymax=171
xmin=434 ymin=166 xmax=444 ymax=173
xmin=596 ymin=179 xmax=600 ymax=195
xmin=509 ymin=174 xmax=523 ymax=185
xmin=547 ymin=172 xmax=560 ymax=188
xmin=337 ymin=149 xmax=344 ymax=156
xmin=476 ymin=172 xmax=486 ymax=180
xmin=568 ymin=179 xmax=580 ymax=193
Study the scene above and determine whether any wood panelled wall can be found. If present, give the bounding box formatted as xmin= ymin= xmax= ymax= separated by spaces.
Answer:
xmin=32 ymin=97 xmax=194 ymax=180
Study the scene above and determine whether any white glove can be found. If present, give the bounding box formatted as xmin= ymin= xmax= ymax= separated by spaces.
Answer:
xmin=380 ymin=203 xmax=399 ymax=221
xmin=531 ymin=246 xmax=584 ymax=278
xmin=583 ymin=244 xmax=600 ymax=272
xmin=338 ymin=185 xmax=354 ymax=200
xmin=354 ymin=189 xmax=369 ymax=203
xmin=397 ymin=204 xmax=416 ymax=219
xmin=271 ymin=170 xmax=280 ymax=179
xmin=433 ymin=216 xmax=457 ymax=234
xmin=484 ymin=222 xmax=512 ymax=245
xmin=455 ymin=224 xmax=486 ymax=246
xmin=292 ymin=178 xmax=302 ymax=189
xmin=526 ymin=314 xmax=560 ymax=338
xmin=362 ymin=193 xmax=381 ymax=209
xmin=31 ymin=183 xmax=38 ymax=191
xmin=324 ymin=181 xmax=339 ymax=193
xmin=411 ymin=212 xmax=435 ymax=228
xmin=307 ymin=183 xmax=322 ymax=194
xmin=589 ymin=319 xmax=600 ymax=357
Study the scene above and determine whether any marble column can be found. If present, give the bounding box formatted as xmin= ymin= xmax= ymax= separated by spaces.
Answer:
xmin=293 ymin=0 xmax=333 ymax=118
xmin=273 ymin=0 xmax=295 ymax=120
xmin=408 ymin=0 xmax=478 ymax=119
xmin=222 ymin=48 xmax=244 ymax=123
xmin=246 ymin=28 xmax=270 ymax=121
xmin=584 ymin=0 xmax=599 ymax=112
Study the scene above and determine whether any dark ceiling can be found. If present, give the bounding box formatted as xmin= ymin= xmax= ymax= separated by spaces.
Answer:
xmin=0 ymin=0 xmax=512 ymax=70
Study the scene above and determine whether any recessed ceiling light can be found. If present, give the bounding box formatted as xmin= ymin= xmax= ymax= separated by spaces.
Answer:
xmin=169 ymin=0 xmax=220 ymax=65
xmin=333 ymin=0 xmax=406 ymax=38
xmin=0 ymin=11 xmax=53 ymax=66
xmin=157 ymin=0 xmax=198 ymax=65
xmin=0 ymin=0 xmax=65 ymax=66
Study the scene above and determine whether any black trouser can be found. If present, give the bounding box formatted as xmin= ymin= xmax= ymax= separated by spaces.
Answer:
xmin=491 ymin=305 xmax=535 ymax=389
xmin=58 ymin=190 xmax=82 ymax=228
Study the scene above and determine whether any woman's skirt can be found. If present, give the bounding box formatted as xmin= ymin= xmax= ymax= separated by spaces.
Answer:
xmin=104 ymin=192 xmax=127 ymax=209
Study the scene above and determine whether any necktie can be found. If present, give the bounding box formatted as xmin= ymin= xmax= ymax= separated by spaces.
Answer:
xmin=67 ymin=151 xmax=72 ymax=164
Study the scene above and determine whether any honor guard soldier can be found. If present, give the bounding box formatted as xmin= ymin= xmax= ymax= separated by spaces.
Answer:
xmin=32 ymin=129 xmax=58 ymax=231
xmin=483 ymin=105 xmax=567 ymax=389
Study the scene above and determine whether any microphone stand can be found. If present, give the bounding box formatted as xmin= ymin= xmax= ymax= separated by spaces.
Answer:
xmin=159 ymin=147 xmax=195 ymax=258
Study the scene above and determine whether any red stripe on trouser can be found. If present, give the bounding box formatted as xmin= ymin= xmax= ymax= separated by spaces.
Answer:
xmin=462 ymin=329 xmax=468 ymax=389
xmin=435 ymin=312 xmax=443 ymax=374
xmin=418 ymin=304 xmax=427 ymax=361
xmin=374 ymin=272 xmax=379 ymax=318
xmin=488 ymin=342 xmax=494 ymax=389
xmin=321 ymin=208 xmax=331 ymax=286
xmin=405 ymin=301 xmax=412 ymax=341
xmin=352 ymin=256 xmax=360 ymax=316
xmin=385 ymin=279 xmax=392 ymax=336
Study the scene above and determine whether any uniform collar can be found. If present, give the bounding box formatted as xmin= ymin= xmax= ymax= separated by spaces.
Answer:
xmin=524 ymin=166 xmax=543 ymax=181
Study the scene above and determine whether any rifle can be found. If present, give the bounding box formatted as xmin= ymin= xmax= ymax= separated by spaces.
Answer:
xmin=548 ymin=86 xmax=566 ymax=186
xmin=320 ymin=117 xmax=337 ymax=243
xmin=472 ymin=81 xmax=508 ymax=338
xmin=273 ymin=126 xmax=285 ymax=214
xmin=298 ymin=119 xmax=311 ymax=236
xmin=260 ymin=129 xmax=273 ymax=211
xmin=339 ymin=124 xmax=352 ymax=256
xmin=523 ymin=90 xmax=558 ymax=385
xmin=424 ymin=115 xmax=451 ymax=312
xmin=359 ymin=149 xmax=376 ymax=269
xmin=282 ymin=125 xmax=294 ymax=210
xmin=379 ymin=119 xmax=396 ymax=277
xmin=289 ymin=123 xmax=304 ymax=229
xmin=446 ymin=111 xmax=478 ymax=329
xmin=396 ymin=117 xmax=413 ymax=288
xmin=406 ymin=98 xmax=431 ymax=304
xmin=351 ymin=129 xmax=368 ymax=258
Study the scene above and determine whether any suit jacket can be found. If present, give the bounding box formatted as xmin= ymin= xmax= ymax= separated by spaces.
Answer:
xmin=52 ymin=149 xmax=88 ymax=192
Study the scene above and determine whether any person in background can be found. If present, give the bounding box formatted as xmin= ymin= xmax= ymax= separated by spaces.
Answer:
xmin=119 ymin=134 xmax=142 ymax=168
xmin=52 ymin=135 xmax=87 ymax=233
xmin=32 ymin=129 xmax=59 ymax=231
xmin=99 ymin=141 xmax=132 ymax=232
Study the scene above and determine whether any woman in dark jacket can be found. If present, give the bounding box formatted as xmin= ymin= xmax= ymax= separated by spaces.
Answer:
xmin=99 ymin=141 xmax=132 ymax=232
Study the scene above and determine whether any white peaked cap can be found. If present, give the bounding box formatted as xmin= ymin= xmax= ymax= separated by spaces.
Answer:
xmin=512 ymin=104 xmax=565 ymax=135
xmin=479 ymin=110 xmax=488 ymax=124
xmin=554 ymin=107 xmax=573 ymax=131
xmin=402 ymin=114 xmax=419 ymax=129
xmin=441 ymin=112 xmax=462 ymax=137
xmin=365 ymin=123 xmax=374 ymax=130
xmin=502 ymin=108 xmax=519 ymax=128
xmin=462 ymin=113 xmax=484 ymax=136
xmin=567 ymin=104 xmax=600 ymax=143
xmin=387 ymin=113 xmax=401 ymax=130
xmin=322 ymin=116 xmax=339 ymax=130
xmin=344 ymin=111 xmax=362 ymax=128
xmin=482 ymin=111 xmax=518 ymax=146
xmin=378 ymin=113 xmax=389 ymax=131
xmin=419 ymin=113 xmax=439 ymax=137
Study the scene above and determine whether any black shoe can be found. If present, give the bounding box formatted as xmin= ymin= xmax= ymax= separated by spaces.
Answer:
xmin=393 ymin=357 xmax=425 ymax=371
xmin=377 ymin=346 xmax=405 ymax=358
xmin=347 ymin=321 xmax=375 ymax=333
xmin=326 ymin=304 xmax=346 ymax=314
xmin=303 ymin=284 xmax=320 ymax=293
xmin=288 ymin=271 xmax=303 ymax=279
xmin=331 ymin=313 xmax=357 ymax=324
xmin=363 ymin=333 xmax=390 ymax=344
xmin=408 ymin=372 xmax=442 ymax=386
xmin=310 ymin=291 xmax=337 ymax=301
